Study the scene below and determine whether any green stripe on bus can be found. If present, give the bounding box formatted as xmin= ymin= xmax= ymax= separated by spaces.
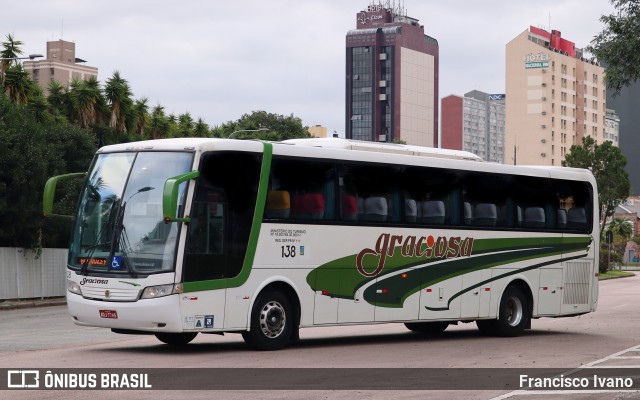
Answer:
xmin=363 ymin=246 xmax=588 ymax=307
xmin=307 ymin=236 xmax=592 ymax=302
xmin=183 ymin=142 xmax=273 ymax=293
xmin=422 ymin=254 xmax=588 ymax=311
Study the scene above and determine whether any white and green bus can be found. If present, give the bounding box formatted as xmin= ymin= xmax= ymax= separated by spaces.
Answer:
xmin=43 ymin=137 xmax=599 ymax=350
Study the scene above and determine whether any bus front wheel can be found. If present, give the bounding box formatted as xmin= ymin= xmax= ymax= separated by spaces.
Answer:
xmin=155 ymin=332 xmax=198 ymax=346
xmin=242 ymin=290 xmax=293 ymax=350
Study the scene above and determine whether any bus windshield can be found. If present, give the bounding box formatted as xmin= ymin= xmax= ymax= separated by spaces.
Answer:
xmin=69 ymin=151 xmax=193 ymax=275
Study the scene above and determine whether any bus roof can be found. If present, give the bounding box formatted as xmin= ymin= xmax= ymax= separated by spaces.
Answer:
xmin=96 ymin=137 xmax=594 ymax=185
xmin=99 ymin=137 xmax=483 ymax=162
xmin=282 ymin=138 xmax=484 ymax=162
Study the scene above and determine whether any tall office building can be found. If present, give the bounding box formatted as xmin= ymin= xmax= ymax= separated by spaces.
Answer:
xmin=23 ymin=39 xmax=98 ymax=92
xmin=607 ymin=82 xmax=639 ymax=194
xmin=505 ymin=26 xmax=606 ymax=166
xmin=441 ymin=91 xmax=505 ymax=163
xmin=604 ymin=108 xmax=620 ymax=147
xmin=345 ymin=2 xmax=439 ymax=146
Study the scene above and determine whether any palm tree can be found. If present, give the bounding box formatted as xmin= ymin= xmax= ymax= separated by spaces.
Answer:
xmin=3 ymin=63 xmax=35 ymax=104
xmin=194 ymin=118 xmax=210 ymax=137
xmin=178 ymin=112 xmax=194 ymax=137
xmin=47 ymin=80 xmax=69 ymax=119
xmin=104 ymin=71 xmax=133 ymax=133
xmin=1 ymin=34 xmax=24 ymax=85
xmin=148 ymin=105 xmax=168 ymax=139
xmin=86 ymin=76 xmax=109 ymax=126
xmin=25 ymin=84 xmax=51 ymax=122
xmin=607 ymin=217 xmax=634 ymax=239
xmin=132 ymin=97 xmax=149 ymax=136
xmin=68 ymin=77 xmax=103 ymax=128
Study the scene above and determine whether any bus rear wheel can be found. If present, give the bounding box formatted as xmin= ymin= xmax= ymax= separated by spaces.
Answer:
xmin=242 ymin=290 xmax=293 ymax=350
xmin=404 ymin=321 xmax=449 ymax=334
xmin=477 ymin=285 xmax=530 ymax=337
xmin=155 ymin=332 xmax=198 ymax=346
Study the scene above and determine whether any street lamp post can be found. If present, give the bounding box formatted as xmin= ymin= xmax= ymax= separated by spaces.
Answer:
xmin=0 ymin=54 xmax=44 ymax=86
xmin=0 ymin=54 xmax=44 ymax=61
xmin=228 ymin=128 xmax=269 ymax=139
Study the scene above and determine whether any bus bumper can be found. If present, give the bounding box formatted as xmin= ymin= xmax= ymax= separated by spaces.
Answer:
xmin=67 ymin=292 xmax=184 ymax=332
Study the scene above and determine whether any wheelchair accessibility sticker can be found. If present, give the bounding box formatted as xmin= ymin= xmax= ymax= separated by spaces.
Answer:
xmin=110 ymin=256 xmax=123 ymax=270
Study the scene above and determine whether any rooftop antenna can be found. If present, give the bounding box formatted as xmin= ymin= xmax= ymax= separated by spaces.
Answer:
xmin=60 ymin=19 xmax=64 ymax=39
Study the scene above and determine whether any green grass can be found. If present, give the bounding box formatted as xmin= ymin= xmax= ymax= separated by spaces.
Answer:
xmin=599 ymin=270 xmax=635 ymax=280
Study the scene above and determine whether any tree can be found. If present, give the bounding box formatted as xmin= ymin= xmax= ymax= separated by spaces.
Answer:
xmin=104 ymin=71 xmax=133 ymax=133
xmin=563 ymin=136 xmax=631 ymax=233
xmin=588 ymin=0 xmax=640 ymax=94
xmin=0 ymin=93 xmax=96 ymax=249
xmin=3 ymin=63 xmax=36 ymax=104
xmin=27 ymin=86 xmax=51 ymax=123
xmin=47 ymin=80 xmax=69 ymax=120
xmin=148 ymin=104 xmax=169 ymax=139
xmin=132 ymin=97 xmax=149 ymax=136
xmin=0 ymin=34 xmax=23 ymax=85
xmin=607 ymin=217 xmax=634 ymax=238
xmin=193 ymin=117 xmax=209 ymax=137
xmin=68 ymin=76 xmax=109 ymax=129
xmin=177 ymin=112 xmax=194 ymax=137
xmin=212 ymin=110 xmax=311 ymax=140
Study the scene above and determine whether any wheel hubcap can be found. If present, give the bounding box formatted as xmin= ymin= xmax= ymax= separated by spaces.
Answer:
xmin=259 ymin=300 xmax=286 ymax=338
xmin=505 ymin=297 xmax=523 ymax=327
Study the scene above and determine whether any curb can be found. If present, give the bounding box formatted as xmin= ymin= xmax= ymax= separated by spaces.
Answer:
xmin=0 ymin=298 xmax=67 ymax=311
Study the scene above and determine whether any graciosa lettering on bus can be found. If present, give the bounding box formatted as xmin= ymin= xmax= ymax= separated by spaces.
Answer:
xmin=356 ymin=233 xmax=474 ymax=277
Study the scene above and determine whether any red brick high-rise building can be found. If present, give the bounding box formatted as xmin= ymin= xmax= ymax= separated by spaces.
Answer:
xmin=345 ymin=3 xmax=439 ymax=147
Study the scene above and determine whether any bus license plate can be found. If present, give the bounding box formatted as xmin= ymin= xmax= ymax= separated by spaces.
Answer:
xmin=99 ymin=310 xmax=118 ymax=319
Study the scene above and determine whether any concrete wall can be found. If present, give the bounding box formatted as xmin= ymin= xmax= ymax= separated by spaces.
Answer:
xmin=0 ymin=248 xmax=67 ymax=300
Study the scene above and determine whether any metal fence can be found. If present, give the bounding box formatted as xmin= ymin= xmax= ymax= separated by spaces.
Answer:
xmin=0 ymin=248 xmax=67 ymax=300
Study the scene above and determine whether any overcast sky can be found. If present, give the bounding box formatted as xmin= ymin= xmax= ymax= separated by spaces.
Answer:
xmin=3 ymin=0 xmax=615 ymax=135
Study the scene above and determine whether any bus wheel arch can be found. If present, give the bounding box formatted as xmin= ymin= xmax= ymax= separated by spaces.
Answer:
xmin=508 ymin=279 xmax=533 ymax=327
xmin=478 ymin=279 xmax=533 ymax=337
xmin=243 ymin=281 xmax=301 ymax=350
xmin=155 ymin=332 xmax=198 ymax=346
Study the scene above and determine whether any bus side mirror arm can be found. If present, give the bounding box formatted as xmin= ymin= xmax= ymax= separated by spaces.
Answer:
xmin=43 ymin=172 xmax=86 ymax=217
xmin=163 ymin=170 xmax=200 ymax=223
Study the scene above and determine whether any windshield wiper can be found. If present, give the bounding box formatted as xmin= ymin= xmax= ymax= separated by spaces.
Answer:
xmin=80 ymin=200 xmax=118 ymax=275
xmin=112 ymin=207 xmax=137 ymax=278
xmin=111 ymin=187 xmax=155 ymax=278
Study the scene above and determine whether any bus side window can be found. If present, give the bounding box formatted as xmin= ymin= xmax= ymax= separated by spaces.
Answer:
xmin=341 ymin=163 xmax=399 ymax=224
xmin=461 ymin=172 xmax=510 ymax=228
xmin=187 ymin=190 xmax=224 ymax=255
xmin=554 ymin=180 xmax=592 ymax=233
xmin=184 ymin=151 xmax=261 ymax=283
xmin=398 ymin=166 xmax=446 ymax=225
xmin=265 ymin=190 xmax=291 ymax=219
xmin=567 ymin=207 xmax=587 ymax=231
xmin=339 ymin=173 xmax=358 ymax=221
xmin=513 ymin=176 xmax=553 ymax=230
xmin=268 ymin=157 xmax=335 ymax=222
xmin=557 ymin=208 xmax=568 ymax=229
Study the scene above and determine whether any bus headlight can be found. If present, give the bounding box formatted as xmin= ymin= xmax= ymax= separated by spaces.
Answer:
xmin=140 ymin=284 xmax=181 ymax=299
xmin=67 ymin=280 xmax=82 ymax=295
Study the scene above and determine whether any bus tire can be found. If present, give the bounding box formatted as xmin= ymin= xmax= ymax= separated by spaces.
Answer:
xmin=404 ymin=321 xmax=449 ymax=334
xmin=242 ymin=290 xmax=293 ymax=350
xmin=155 ymin=332 xmax=198 ymax=346
xmin=494 ymin=285 xmax=530 ymax=337
xmin=475 ymin=319 xmax=497 ymax=336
